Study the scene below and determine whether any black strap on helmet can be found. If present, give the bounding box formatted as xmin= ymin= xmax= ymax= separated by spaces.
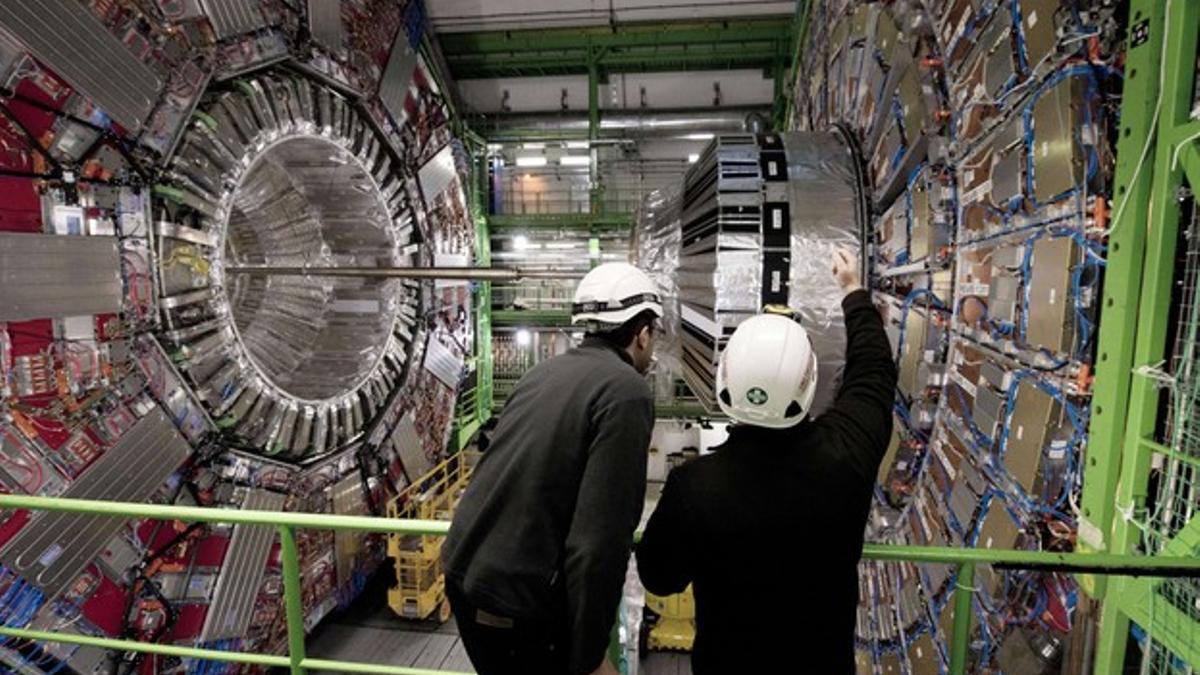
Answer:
xmin=572 ymin=292 xmax=661 ymax=315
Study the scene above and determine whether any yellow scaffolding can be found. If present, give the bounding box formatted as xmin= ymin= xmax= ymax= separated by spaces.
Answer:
xmin=386 ymin=451 xmax=479 ymax=622
xmin=643 ymin=586 xmax=696 ymax=653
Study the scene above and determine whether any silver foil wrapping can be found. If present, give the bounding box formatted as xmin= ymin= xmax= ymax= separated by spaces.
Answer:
xmin=641 ymin=130 xmax=865 ymax=417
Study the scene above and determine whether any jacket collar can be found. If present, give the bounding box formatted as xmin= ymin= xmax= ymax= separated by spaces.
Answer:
xmin=580 ymin=336 xmax=637 ymax=369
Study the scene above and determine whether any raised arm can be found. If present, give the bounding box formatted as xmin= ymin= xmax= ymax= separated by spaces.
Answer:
xmin=819 ymin=249 xmax=898 ymax=481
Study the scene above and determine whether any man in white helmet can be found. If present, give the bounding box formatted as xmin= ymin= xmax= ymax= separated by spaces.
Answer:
xmin=636 ymin=249 xmax=896 ymax=674
xmin=443 ymin=262 xmax=662 ymax=675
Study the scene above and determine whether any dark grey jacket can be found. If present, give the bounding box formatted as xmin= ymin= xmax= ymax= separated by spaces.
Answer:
xmin=443 ymin=337 xmax=654 ymax=674
xmin=636 ymin=290 xmax=897 ymax=674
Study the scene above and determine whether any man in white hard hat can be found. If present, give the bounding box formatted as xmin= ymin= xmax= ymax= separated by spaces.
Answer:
xmin=636 ymin=249 xmax=896 ymax=674
xmin=443 ymin=262 xmax=662 ymax=675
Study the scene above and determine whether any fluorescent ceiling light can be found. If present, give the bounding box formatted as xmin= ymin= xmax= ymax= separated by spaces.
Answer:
xmin=516 ymin=329 xmax=532 ymax=346
xmin=559 ymin=155 xmax=591 ymax=167
xmin=513 ymin=235 xmax=529 ymax=250
xmin=565 ymin=140 xmax=590 ymax=149
xmin=545 ymin=242 xmax=579 ymax=250
xmin=516 ymin=156 xmax=547 ymax=167
xmin=684 ymin=133 xmax=715 ymax=141
xmin=688 ymin=153 xmax=700 ymax=164
xmin=522 ymin=142 xmax=546 ymax=149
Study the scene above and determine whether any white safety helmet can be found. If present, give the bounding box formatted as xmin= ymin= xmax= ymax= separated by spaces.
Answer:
xmin=716 ymin=313 xmax=819 ymax=429
xmin=571 ymin=262 xmax=664 ymax=328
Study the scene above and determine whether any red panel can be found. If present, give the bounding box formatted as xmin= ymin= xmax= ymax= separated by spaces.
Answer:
xmin=7 ymin=319 xmax=52 ymax=357
xmin=193 ymin=535 xmax=230 ymax=568
xmin=166 ymin=603 xmax=207 ymax=642
xmin=136 ymin=519 xmax=159 ymax=547
xmin=79 ymin=570 xmax=126 ymax=636
xmin=0 ymin=179 xmax=42 ymax=233
xmin=0 ymin=509 xmax=30 ymax=548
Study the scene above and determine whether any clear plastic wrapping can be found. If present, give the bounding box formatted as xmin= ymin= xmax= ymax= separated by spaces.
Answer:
xmin=633 ymin=182 xmax=685 ymax=401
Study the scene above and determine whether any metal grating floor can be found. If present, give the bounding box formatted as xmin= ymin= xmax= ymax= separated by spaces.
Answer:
xmin=302 ymin=571 xmax=693 ymax=675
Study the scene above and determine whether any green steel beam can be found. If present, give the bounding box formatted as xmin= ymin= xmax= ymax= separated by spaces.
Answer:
xmin=0 ymin=626 xmax=293 ymax=668
xmin=492 ymin=309 xmax=573 ymax=327
xmin=1094 ymin=1 xmax=1200 ymax=672
xmin=5 ymin=492 xmax=1200 ymax=675
xmin=300 ymin=658 xmax=473 ymax=675
xmin=0 ymin=493 xmax=452 ymax=534
xmin=949 ymin=563 xmax=975 ymax=675
xmin=783 ymin=0 xmax=815 ymax=129
xmin=1078 ymin=0 xmax=1169 ymax=598
xmin=440 ymin=18 xmax=793 ymax=78
xmin=280 ymin=526 xmax=307 ymax=675
xmin=487 ymin=212 xmax=633 ymax=231
xmin=1116 ymin=517 xmax=1200 ymax=670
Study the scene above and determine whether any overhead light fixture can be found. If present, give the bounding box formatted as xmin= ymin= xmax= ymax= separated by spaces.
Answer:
xmin=513 ymin=235 xmax=529 ymax=250
xmin=559 ymin=155 xmax=591 ymax=167
xmin=522 ymin=142 xmax=546 ymax=149
xmin=516 ymin=156 xmax=547 ymax=167
xmin=565 ymin=140 xmax=590 ymax=149
xmin=545 ymin=242 xmax=579 ymax=250
xmin=688 ymin=153 xmax=700 ymax=164
xmin=684 ymin=133 xmax=715 ymax=141
xmin=516 ymin=329 xmax=532 ymax=346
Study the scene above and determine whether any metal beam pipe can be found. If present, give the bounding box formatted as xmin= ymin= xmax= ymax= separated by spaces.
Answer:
xmin=475 ymin=107 xmax=767 ymax=141
xmin=224 ymin=266 xmax=585 ymax=281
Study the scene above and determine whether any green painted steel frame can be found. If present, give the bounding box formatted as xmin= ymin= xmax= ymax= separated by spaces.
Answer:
xmin=0 ymin=494 xmax=1199 ymax=675
xmin=1077 ymin=0 xmax=1168 ymax=593
xmin=439 ymin=18 xmax=793 ymax=79
xmin=1088 ymin=0 xmax=1200 ymax=672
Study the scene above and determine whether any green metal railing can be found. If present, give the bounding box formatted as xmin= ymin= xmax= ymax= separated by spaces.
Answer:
xmin=2 ymin=495 xmax=1200 ymax=675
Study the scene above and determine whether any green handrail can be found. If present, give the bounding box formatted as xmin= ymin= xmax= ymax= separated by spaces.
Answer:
xmin=1 ymin=494 xmax=1199 ymax=675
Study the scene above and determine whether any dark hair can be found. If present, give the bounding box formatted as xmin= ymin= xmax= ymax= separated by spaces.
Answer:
xmin=590 ymin=309 xmax=658 ymax=349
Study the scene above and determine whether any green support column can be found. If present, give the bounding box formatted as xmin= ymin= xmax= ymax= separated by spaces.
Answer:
xmin=948 ymin=563 xmax=975 ymax=675
xmin=279 ymin=525 xmax=308 ymax=675
xmin=472 ymin=145 xmax=494 ymax=425
xmin=1077 ymin=0 xmax=1167 ymax=597
xmin=1093 ymin=1 xmax=1200 ymax=673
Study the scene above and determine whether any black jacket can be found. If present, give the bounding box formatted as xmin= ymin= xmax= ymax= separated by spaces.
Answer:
xmin=443 ymin=337 xmax=654 ymax=674
xmin=635 ymin=290 xmax=896 ymax=674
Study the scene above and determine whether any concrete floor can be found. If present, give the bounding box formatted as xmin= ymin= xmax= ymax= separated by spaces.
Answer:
xmin=304 ymin=567 xmax=691 ymax=675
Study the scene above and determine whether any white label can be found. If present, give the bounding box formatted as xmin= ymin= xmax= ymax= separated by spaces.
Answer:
xmin=771 ymin=270 xmax=782 ymax=292
xmin=772 ymin=209 xmax=783 ymax=230
xmin=769 ymin=160 xmax=779 ymax=176
xmin=1049 ymin=288 xmax=1058 ymax=305
xmin=961 ymin=179 xmax=994 ymax=206
xmin=1016 ymin=425 xmax=1025 ymax=441
xmin=1040 ymin=140 xmax=1050 ymax=158
xmin=38 ymin=543 xmax=64 ymax=567
xmin=1027 ymin=10 xmax=1038 ymax=28
xmin=1078 ymin=518 xmax=1104 ymax=549
xmin=423 ymin=334 xmax=464 ymax=388
xmin=986 ymin=536 xmax=994 ymax=548
xmin=951 ymin=370 xmax=978 ymax=397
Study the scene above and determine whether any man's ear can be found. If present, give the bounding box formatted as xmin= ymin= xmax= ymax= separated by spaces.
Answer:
xmin=638 ymin=325 xmax=653 ymax=349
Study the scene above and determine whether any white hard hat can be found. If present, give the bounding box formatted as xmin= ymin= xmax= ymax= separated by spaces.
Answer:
xmin=716 ymin=313 xmax=818 ymax=429
xmin=571 ymin=262 xmax=664 ymax=327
